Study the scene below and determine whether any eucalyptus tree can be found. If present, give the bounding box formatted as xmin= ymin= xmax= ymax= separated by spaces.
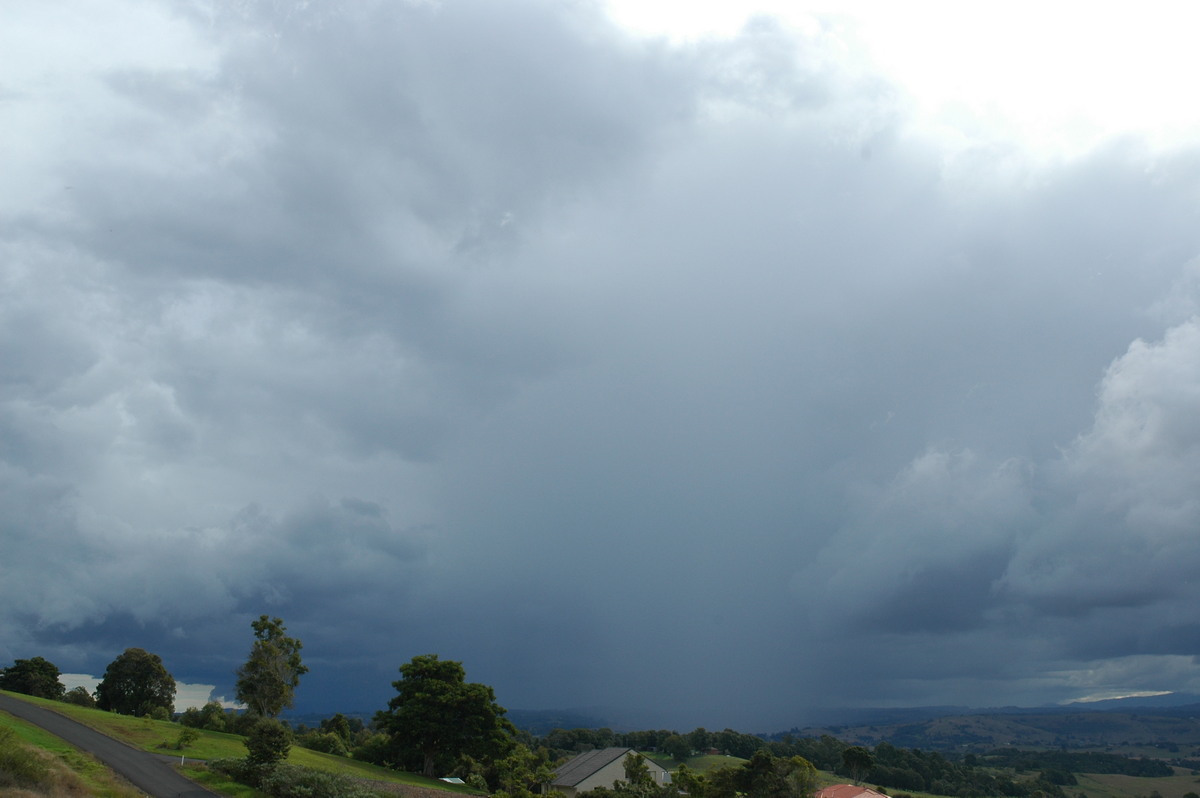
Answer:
xmin=235 ymin=615 xmax=308 ymax=717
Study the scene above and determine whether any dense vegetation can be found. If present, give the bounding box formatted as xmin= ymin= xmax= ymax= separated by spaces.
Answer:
xmin=0 ymin=629 xmax=1188 ymax=798
xmin=979 ymin=749 xmax=1173 ymax=778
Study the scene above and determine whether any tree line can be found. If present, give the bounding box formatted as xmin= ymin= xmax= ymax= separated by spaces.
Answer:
xmin=1 ymin=625 xmax=1178 ymax=798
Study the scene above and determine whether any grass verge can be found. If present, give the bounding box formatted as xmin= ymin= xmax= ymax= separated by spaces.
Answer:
xmin=1 ymin=690 xmax=475 ymax=793
xmin=0 ymin=712 xmax=142 ymax=797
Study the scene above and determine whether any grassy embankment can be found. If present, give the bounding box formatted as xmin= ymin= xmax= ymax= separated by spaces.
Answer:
xmin=0 ymin=711 xmax=142 ymax=797
xmin=0 ymin=689 xmax=478 ymax=796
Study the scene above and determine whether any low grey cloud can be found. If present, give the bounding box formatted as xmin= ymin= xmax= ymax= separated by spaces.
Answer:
xmin=3 ymin=0 xmax=1200 ymax=731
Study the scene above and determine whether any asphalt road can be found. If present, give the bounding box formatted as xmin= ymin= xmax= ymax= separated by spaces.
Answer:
xmin=0 ymin=692 xmax=219 ymax=797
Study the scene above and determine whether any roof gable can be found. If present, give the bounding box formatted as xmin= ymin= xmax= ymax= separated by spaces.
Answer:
xmin=552 ymin=748 xmax=637 ymax=787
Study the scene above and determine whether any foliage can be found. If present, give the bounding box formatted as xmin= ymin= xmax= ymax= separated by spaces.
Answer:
xmin=0 ymin=656 xmax=67 ymax=700
xmin=95 ymin=648 xmax=176 ymax=716
xmin=697 ymin=751 xmax=818 ymax=798
xmin=3 ymin=691 xmax=474 ymax=793
xmin=542 ymin=727 xmax=766 ymax=762
xmin=245 ymin=716 xmax=294 ymax=768
xmin=179 ymin=700 xmax=229 ymax=731
xmin=981 ymin=750 xmax=1174 ymax=778
xmin=321 ymin=713 xmax=354 ymax=741
xmin=300 ymin=730 xmax=352 ymax=757
xmin=258 ymin=763 xmax=392 ymax=797
xmin=350 ymin=731 xmax=394 ymax=765
xmin=0 ymin=725 xmax=54 ymax=790
xmin=662 ymin=733 xmax=692 ymax=761
xmin=174 ymin=726 xmax=202 ymax=750
xmin=458 ymin=741 xmax=558 ymax=797
xmin=375 ymin=653 xmax=515 ymax=777
xmin=842 ymin=746 xmax=874 ymax=785
xmin=0 ymin=711 xmax=144 ymax=798
xmin=211 ymin=758 xmax=391 ymax=797
xmin=61 ymin=685 xmax=98 ymax=708
xmin=235 ymin=615 xmax=309 ymax=718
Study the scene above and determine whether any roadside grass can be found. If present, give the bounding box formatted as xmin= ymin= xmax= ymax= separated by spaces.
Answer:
xmin=1 ymin=690 xmax=475 ymax=793
xmin=0 ymin=711 xmax=142 ymax=798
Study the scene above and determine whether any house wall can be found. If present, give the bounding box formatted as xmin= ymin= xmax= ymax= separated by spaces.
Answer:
xmin=572 ymin=756 xmax=669 ymax=794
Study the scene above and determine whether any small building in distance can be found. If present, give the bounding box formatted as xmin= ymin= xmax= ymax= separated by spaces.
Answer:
xmin=551 ymin=747 xmax=670 ymax=798
xmin=816 ymin=785 xmax=890 ymax=798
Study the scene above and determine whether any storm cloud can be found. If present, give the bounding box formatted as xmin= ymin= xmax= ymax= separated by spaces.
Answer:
xmin=4 ymin=0 xmax=1200 ymax=731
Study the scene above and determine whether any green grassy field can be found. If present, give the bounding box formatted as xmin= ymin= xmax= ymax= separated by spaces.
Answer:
xmin=641 ymin=752 xmax=750 ymax=772
xmin=0 ymin=690 xmax=477 ymax=795
xmin=1073 ymin=768 xmax=1200 ymax=798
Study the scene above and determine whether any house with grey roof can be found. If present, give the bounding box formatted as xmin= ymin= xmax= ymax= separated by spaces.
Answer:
xmin=550 ymin=747 xmax=670 ymax=797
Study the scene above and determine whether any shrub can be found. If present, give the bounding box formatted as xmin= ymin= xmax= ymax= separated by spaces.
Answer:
xmin=350 ymin=732 xmax=393 ymax=766
xmin=246 ymin=717 xmax=293 ymax=768
xmin=175 ymin=726 xmax=201 ymax=750
xmin=258 ymin=763 xmax=388 ymax=797
xmin=210 ymin=758 xmax=388 ymax=797
xmin=299 ymin=730 xmax=350 ymax=757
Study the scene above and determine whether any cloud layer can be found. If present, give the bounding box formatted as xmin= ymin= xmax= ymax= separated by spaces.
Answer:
xmin=4 ymin=0 xmax=1200 ymax=730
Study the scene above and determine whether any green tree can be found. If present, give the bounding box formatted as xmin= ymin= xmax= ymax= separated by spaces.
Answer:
xmin=61 ymin=685 xmax=97 ymax=708
xmin=245 ymin=716 xmax=293 ymax=768
xmin=298 ymin=730 xmax=349 ymax=756
xmin=179 ymin=700 xmax=228 ymax=731
xmin=663 ymin=733 xmax=692 ymax=762
xmin=95 ymin=648 xmax=176 ymax=716
xmin=375 ymin=653 xmax=515 ymax=777
xmin=174 ymin=726 xmax=201 ymax=751
xmin=319 ymin=712 xmax=352 ymax=742
xmin=0 ymin=657 xmax=66 ymax=699
xmin=474 ymin=741 xmax=557 ymax=798
xmin=700 ymin=752 xmax=816 ymax=798
xmin=842 ymin=746 xmax=874 ymax=786
xmin=622 ymin=752 xmax=663 ymax=798
xmin=673 ymin=764 xmax=707 ymax=798
xmin=235 ymin=615 xmax=308 ymax=717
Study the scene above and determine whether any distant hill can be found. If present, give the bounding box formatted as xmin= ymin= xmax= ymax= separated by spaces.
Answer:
xmin=506 ymin=708 xmax=612 ymax=736
xmin=791 ymin=701 xmax=1200 ymax=752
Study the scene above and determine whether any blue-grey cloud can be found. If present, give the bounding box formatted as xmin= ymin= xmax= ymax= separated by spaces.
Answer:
xmin=3 ymin=0 xmax=1200 ymax=731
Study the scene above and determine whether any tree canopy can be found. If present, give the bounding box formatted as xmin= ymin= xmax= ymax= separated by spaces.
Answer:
xmin=0 ymin=656 xmax=66 ymax=700
xmin=375 ymin=653 xmax=515 ymax=777
xmin=95 ymin=648 xmax=176 ymax=716
xmin=235 ymin=615 xmax=308 ymax=717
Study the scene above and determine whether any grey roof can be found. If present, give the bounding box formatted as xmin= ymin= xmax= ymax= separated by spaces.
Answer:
xmin=552 ymin=747 xmax=636 ymax=787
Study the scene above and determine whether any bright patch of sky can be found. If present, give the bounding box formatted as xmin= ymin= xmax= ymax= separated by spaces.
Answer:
xmin=59 ymin=674 xmax=238 ymax=711
xmin=603 ymin=0 xmax=1200 ymax=159
xmin=1065 ymin=691 xmax=1174 ymax=704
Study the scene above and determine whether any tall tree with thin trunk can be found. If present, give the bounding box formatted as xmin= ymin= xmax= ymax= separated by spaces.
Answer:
xmin=235 ymin=615 xmax=308 ymax=717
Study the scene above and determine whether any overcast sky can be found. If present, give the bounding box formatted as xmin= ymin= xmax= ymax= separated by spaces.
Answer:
xmin=4 ymin=0 xmax=1200 ymax=732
